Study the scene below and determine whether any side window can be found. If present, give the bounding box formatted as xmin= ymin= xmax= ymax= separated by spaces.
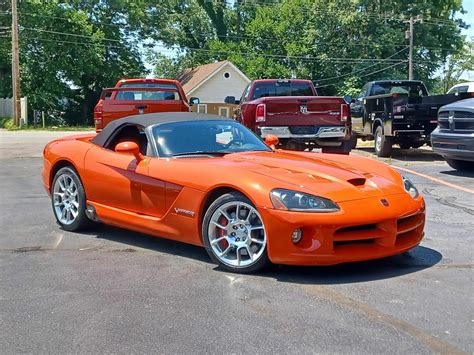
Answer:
xmin=358 ymin=84 xmax=368 ymax=100
xmin=240 ymin=83 xmax=251 ymax=103
xmin=447 ymin=87 xmax=458 ymax=94
xmin=457 ymin=85 xmax=468 ymax=93
xmin=106 ymin=125 xmax=150 ymax=156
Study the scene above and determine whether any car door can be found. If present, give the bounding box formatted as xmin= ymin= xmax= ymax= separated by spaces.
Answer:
xmin=236 ymin=83 xmax=252 ymax=124
xmin=83 ymin=125 xmax=167 ymax=217
xmin=350 ymin=84 xmax=368 ymax=133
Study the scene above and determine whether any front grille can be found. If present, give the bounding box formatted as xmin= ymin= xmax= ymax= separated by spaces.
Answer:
xmin=438 ymin=121 xmax=450 ymax=129
xmin=289 ymin=126 xmax=318 ymax=135
xmin=453 ymin=111 xmax=474 ymax=119
xmin=455 ymin=121 xmax=474 ymax=130
xmin=438 ymin=111 xmax=449 ymax=119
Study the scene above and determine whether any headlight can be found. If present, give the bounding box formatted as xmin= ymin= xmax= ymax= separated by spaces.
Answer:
xmin=270 ymin=189 xmax=340 ymax=212
xmin=402 ymin=176 xmax=419 ymax=199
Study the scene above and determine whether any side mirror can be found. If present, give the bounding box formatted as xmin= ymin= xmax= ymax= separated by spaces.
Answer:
xmin=189 ymin=97 xmax=200 ymax=106
xmin=264 ymin=135 xmax=279 ymax=149
xmin=115 ymin=141 xmax=143 ymax=161
xmin=225 ymin=96 xmax=236 ymax=104
xmin=343 ymin=95 xmax=353 ymax=104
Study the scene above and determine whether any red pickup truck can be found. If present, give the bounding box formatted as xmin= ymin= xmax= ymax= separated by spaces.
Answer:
xmin=225 ymin=79 xmax=352 ymax=153
xmin=93 ymin=78 xmax=199 ymax=131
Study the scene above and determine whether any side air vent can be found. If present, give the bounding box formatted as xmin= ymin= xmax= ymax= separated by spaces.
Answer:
xmin=347 ymin=178 xmax=366 ymax=186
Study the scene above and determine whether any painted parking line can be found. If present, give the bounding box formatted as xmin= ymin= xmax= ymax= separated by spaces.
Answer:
xmin=394 ymin=166 xmax=474 ymax=194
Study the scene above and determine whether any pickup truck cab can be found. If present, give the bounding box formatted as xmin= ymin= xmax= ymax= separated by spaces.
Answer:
xmin=93 ymin=78 xmax=199 ymax=131
xmin=350 ymin=80 xmax=474 ymax=157
xmin=226 ymin=79 xmax=351 ymax=153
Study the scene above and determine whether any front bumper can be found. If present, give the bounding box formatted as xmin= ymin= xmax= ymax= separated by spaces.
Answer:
xmin=259 ymin=126 xmax=347 ymax=139
xmin=431 ymin=129 xmax=474 ymax=162
xmin=259 ymin=193 xmax=425 ymax=266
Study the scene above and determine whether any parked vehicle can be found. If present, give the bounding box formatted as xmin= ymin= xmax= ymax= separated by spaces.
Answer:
xmin=225 ymin=79 xmax=352 ymax=154
xmin=431 ymin=98 xmax=474 ymax=171
xmin=350 ymin=80 xmax=474 ymax=157
xmin=447 ymin=82 xmax=474 ymax=94
xmin=42 ymin=112 xmax=425 ymax=273
xmin=93 ymin=78 xmax=199 ymax=131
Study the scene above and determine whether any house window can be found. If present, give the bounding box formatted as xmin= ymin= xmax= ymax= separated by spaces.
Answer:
xmin=223 ymin=72 xmax=231 ymax=79
xmin=218 ymin=106 xmax=229 ymax=117
xmin=197 ymin=104 xmax=207 ymax=113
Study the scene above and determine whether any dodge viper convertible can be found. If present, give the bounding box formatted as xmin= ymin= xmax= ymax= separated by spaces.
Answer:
xmin=42 ymin=113 xmax=425 ymax=273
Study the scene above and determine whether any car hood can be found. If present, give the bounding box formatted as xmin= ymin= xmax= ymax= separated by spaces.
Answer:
xmin=223 ymin=151 xmax=405 ymax=202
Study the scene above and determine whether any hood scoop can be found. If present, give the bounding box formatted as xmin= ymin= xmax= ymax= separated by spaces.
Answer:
xmin=347 ymin=177 xmax=366 ymax=187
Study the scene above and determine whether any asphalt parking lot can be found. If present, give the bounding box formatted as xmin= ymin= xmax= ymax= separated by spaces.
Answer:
xmin=0 ymin=130 xmax=473 ymax=354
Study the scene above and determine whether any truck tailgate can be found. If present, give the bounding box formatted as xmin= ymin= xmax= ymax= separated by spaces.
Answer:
xmin=101 ymin=100 xmax=185 ymax=127
xmin=262 ymin=96 xmax=345 ymax=126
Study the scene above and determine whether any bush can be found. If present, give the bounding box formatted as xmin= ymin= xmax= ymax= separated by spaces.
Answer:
xmin=0 ymin=117 xmax=14 ymax=129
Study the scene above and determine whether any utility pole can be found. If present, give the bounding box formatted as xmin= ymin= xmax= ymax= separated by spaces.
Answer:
xmin=405 ymin=15 xmax=422 ymax=80
xmin=408 ymin=16 xmax=414 ymax=80
xmin=11 ymin=0 xmax=21 ymax=126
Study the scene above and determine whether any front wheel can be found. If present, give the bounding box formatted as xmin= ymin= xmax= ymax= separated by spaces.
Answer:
xmin=202 ymin=192 xmax=269 ymax=273
xmin=51 ymin=166 xmax=90 ymax=231
xmin=374 ymin=126 xmax=392 ymax=157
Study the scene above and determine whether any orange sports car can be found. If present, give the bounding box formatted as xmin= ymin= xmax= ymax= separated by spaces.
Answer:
xmin=42 ymin=113 xmax=425 ymax=273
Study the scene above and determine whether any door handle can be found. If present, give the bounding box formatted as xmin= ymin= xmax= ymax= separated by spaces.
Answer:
xmin=135 ymin=105 xmax=148 ymax=110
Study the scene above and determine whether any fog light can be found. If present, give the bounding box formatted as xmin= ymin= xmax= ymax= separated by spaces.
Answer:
xmin=292 ymin=228 xmax=303 ymax=244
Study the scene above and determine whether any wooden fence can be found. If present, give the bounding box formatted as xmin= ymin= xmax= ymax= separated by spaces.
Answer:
xmin=0 ymin=97 xmax=28 ymax=124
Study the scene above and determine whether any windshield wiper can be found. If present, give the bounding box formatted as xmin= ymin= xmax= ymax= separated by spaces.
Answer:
xmin=172 ymin=151 xmax=229 ymax=157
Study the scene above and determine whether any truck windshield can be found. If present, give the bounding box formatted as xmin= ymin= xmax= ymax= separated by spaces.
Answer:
xmin=252 ymin=81 xmax=314 ymax=99
xmin=151 ymin=120 xmax=271 ymax=157
xmin=371 ymin=82 xmax=428 ymax=97
xmin=115 ymin=82 xmax=181 ymax=101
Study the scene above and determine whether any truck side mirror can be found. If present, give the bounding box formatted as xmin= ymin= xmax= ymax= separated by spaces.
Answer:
xmin=225 ymin=96 xmax=236 ymax=104
xmin=343 ymin=95 xmax=353 ymax=104
xmin=189 ymin=97 xmax=200 ymax=106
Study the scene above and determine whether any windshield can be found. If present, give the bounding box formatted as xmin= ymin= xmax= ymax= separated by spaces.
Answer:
xmin=252 ymin=81 xmax=315 ymax=99
xmin=371 ymin=82 xmax=428 ymax=97
xmin=151 ymin=120 xmax=271 ymax=157
xmin=115 ymin=82 xmax=181 ymax=101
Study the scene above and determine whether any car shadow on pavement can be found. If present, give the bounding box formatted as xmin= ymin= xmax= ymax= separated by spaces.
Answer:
xmin=264 ymin=245 xmax=442 ymax=285
xmin=355 ymin=147 xmax=445 ymax=162
xmin=85 ymin=224 xmax=212 ymax=264
xmin=439 ymin=169 xmax=474 ymax=178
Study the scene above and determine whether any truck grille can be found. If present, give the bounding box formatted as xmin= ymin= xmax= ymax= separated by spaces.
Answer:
xmin=438 ymin=110 xmax=474 ymax=133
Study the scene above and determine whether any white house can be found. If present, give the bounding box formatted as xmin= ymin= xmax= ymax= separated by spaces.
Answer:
xmin=177 ymin=60 xmax=250 ymax=117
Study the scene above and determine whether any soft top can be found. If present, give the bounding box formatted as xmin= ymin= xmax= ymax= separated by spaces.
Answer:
xmin=91 ymin=112 xmax=232 ymax=147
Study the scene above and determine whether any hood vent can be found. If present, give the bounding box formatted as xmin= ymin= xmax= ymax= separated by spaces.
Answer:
xmin=347 ymin=178 xmax=366 ymax=186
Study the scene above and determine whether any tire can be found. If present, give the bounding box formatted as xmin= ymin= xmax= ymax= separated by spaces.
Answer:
xmin=51 ymin=166 xmax=90 ymax=231
xmin=283 ymin=140 xmax=306 ymax=151
xmin=350 ymin=135 xmax=358 ymax=149
xmin=202 ymin=192 xmax=270 ymax=273
xmin=374 ymin=126 xmax=392 ymax=157
xmin=322 ymin=140 xmax=352 ymax=155
xmin=446 ymin=159 xmax=474 ymax=171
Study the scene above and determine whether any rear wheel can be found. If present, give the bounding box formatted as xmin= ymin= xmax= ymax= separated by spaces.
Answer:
xmin=374 ymin=126 xmax=392 ymax=157
xmin=350 ymin=135 xmax=358 ymax=149
xmin=446 ymin=159 xmax=474 ymax=171
xmin=322 ymin=140 xmax=352 ymax=155
xmin=51 ymin=166 xmax=90 ymax=231
xmin=202 ymin=192 xmax=269 ymax=273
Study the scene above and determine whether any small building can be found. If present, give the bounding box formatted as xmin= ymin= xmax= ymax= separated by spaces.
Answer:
xmin=177 ymin=60 xmax=250 ymax=117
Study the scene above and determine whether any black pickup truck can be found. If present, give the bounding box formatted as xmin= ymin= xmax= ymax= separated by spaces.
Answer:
xmin=350 ymin=80 xmax=474 ymax=157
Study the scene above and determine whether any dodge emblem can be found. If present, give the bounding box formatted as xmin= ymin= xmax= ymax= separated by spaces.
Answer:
xmin=300 ymin=105 xmax=308 ymax=114
xmin=448 ymin=111 xmax=454 ymax=130
xmin=380 ymin=199 xmax=389 ymax=207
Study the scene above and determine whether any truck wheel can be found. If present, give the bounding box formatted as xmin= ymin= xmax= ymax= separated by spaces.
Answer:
xmin=322 ymin=140 xmax=351 ymax=155
xmin=374 ymin=126 xmax=392 ymax=157
xmin=350 ymin=135 xmax=358 ymax=149
xmin=446 ymin=159 xmax=474 ymax=171
xmin=284 ymin=140 xmax=305 ymax=151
